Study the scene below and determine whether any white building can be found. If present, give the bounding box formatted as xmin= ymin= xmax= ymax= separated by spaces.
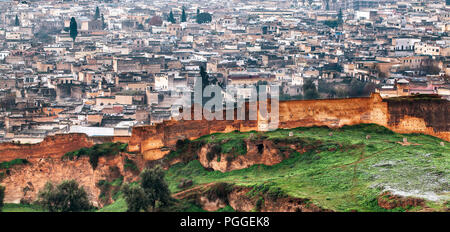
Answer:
xmin=393 ymin=38 xmax=421 ymax=51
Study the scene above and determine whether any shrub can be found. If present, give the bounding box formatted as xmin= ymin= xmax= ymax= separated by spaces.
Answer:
xmin=225 ymin=154 xmax=235 ymax=163
xmin=266 ymin=186 xmax=287 ymax=201
xmin=121 ymin=184 xmax=148 ymax=212
xmin=341 ymin=124 xmax=394 ymax=134
xmin=197 ymin=12 xmax=212 ymax=24
xmin=246 ymin=183 xmax=287 ymax=201
xmin=178 ymin=178 xmax=193 ymax=189
xmin=0 ymin=159 xmax=29 ymax=169
xmin=206 ymin=144 xmax=221 ymax=162
xmin=122 ymin=166 xmax=172 ymax=212
xmin=255 ymin=197 xmax=264 ymax=212
xmin=323 ymin=20 xmax=338 ymax=28
xmin=124 ymin=157 xmax=138 ymax=172
xmin=62 ymin=142 xmax=127 ymax=169
xmin=221 ymin=139 xmax=247 ymax=156
xmin=176 ymin=139 xmax=190 ymax=151
xmin=37 ymin=180 xmax=93 ymax=212
xmin=168 ymin=140 xmax=204 ymax=163
xmin=140 ymin=166 xmax=171 ymax=209
xmin=96 ymin=178 xmax=123 ymax=204
xmin=204 ymin=183 xmax=233 ymax=204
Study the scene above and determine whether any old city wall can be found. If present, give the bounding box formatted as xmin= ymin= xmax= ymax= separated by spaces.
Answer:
xmin=277 ymin=92 xmax=388 ymax=128
xmin=127 ymin=104 xmax=259 ymax=160
xmin=0 ymin=133 xmax=131 ymax=162
xmin=386 ymin=98 xmax=450 ymax=141
xmin=0 ymin=133 xmax=93 ymax=163
xmin=0 ymin=93 xmax=448 ymax=163
xmin=128 ymin=93 xmax=449 ymax=160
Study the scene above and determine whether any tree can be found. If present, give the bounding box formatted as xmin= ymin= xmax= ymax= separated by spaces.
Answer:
xmin=181 ymin=7 xmax=187 ymax=22
xmin=37 ymin=180 xmax=93 ymax=212
xmin=200 ymin=65 xmax=212 ymax=90
xmin=197 ymin=12 xmax=212 ymax=24
xmin=122 ymin=166 xmax=172 ymax=212
xmin=94 ymin=6 xmax=100 ymax=20
xmin=323 ymin=20 xmax=338 ymax=28
xmin=168 ymin=10 xmax=176 ymax=23
xmin=101 ymin=14 xmax=106 ymax=29
xmin=14 ymin=14 xmax=20 ymax=26
xmin=140 ymin=166 xmax=171 ymax=210
xmin=122 ymin=184 xmax=148 ymax=212
xmin=348 ymin=79 xmax=368 ymax=97
xmin=303 ymin=79 xmax=319 ymax=100
xmin=149 ymin=15 xmax=163 ymax=26
xmin=318 ymin=79 xmax=337 ymax=98
xmin=0 ymin=185 xmax=5 ymax=212
xmin=337 ymin=8 xmax=343 ymax=26
xmin=69 ymin=17 xmax=78 ymax=42
xmin=197 ymin=66 xmax=222 ymax=107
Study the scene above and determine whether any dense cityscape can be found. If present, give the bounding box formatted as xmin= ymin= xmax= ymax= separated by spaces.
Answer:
xmin=0 ymin=0 xmax=448 ymax=143
xmin=0 ymin=0 xmax=448 ymax=215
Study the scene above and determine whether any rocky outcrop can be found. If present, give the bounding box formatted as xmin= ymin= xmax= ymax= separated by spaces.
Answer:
xmin=197 ymin=139 xmax=312 ymax=172
xmin=173 ymin=183 xmax=332 ymax=212
xmin=0 ymin=153 xmax=143 ymax=207
xmin=228 ymin=186 xmax=330 ymax=212
xmin=377 ymin=192 xmax=425 ymax=210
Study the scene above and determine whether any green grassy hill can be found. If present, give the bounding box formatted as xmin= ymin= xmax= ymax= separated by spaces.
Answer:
xmin=163 ymin=124 xmax=449 ymax=212
xmin=2 ymin=124 xmax=448 ymax=212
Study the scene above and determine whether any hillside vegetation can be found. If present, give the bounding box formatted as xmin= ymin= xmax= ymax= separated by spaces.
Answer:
xmin=2 ymin=124 xmax=448 ymax=212
xmin=164 ymin=124 xmax=449 ymax=212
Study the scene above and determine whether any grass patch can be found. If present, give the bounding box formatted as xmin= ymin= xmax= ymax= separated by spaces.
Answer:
xmin=62 ymin=142 xmax=127 ymax=169
xmin=1 ymin=203 xmax=46 ymax=212
xmin=123 ymin=157 xmax=138 ymax=172
xmin=97 ymin=197 xmax=127 ymax=212
xmin=0 ymin=159 xmax=29 ymax=169
xmin=165 ymin=124 xmax=450 ymax=212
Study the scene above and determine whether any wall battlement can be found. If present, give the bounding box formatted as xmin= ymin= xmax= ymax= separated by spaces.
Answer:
xmin=0 ymin=134 xmax=129 ymax=162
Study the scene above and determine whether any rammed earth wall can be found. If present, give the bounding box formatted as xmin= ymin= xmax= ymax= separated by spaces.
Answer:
xmin=0 ymin=93 xmax=448 ymax=163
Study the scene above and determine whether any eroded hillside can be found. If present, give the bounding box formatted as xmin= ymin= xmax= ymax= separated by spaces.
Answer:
xmin=163 ymin=124 xmax=449 ymax=212
xmin=1 ymin=124 xmax=449 ymax=212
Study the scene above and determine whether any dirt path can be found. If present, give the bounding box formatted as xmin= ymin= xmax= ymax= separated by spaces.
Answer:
xmin=172 ymin=182 xmax=217 ymax=199
xmin=334 ymin=145 xmax=397 ymax=169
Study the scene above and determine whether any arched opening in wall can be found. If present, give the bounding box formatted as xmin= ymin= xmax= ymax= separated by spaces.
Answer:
xmin=257 ymin=144 xmax=264 ymax=154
